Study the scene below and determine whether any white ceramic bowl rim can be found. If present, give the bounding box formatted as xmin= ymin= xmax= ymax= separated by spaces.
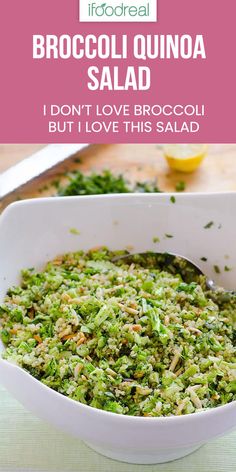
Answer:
xmin=1 ymin=357 xmax=235 ymax=424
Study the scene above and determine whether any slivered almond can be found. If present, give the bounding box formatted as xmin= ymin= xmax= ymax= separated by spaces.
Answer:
xmin=62 ymin=334 xmax=76 ymax=341
xmin=77 ymin=335 xmax=86 ymax=347
xmin=175 ymin=367 xmax=183 ymax=377
xmin=176 ymin=398 xmax=189 ymax=415
xmin=74 ymin=363 xmax=83 ymax=379
xmin=188 ymin=327 xmax=202 ymax=335
xmin=90 ymin=246 xmax=103 ymax=253
xmin=169 ymin=349 xmax=182 ymax=372
xmin=131 ymin=325 xmax=142 ymax=332
xmin=164 ymin=315 xmax=170 ymax=326
xmin=58 ymin=328 xmax=71 ymax=339
xmin=53 ymin=258 xmax=63 ymax=266
xmin=187 ymin=386 xmax=202 ymax=409
xmin=118 ymin=303 xmax=139 ymax=315
xmin=61 ymin=293 xmax=71 ymax=302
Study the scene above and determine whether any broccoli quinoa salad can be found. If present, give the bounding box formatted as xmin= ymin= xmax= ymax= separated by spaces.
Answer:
xmin=0 ymin=248 xmax=235 ymax=417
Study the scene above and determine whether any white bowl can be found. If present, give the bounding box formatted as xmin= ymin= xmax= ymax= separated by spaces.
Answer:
xmin=0 ymin=193 xmax=235 ymax=464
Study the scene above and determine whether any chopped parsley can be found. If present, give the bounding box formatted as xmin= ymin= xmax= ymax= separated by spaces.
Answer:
xmin=170 ymin=196 xmax=176 ymax=204
xmin=214 ymin=265 xmax=221 ymax=274
xmin=69 ymin=228 xmax=80 ymax=235
xmin=59 ymin=170 xmax=161 ymax=197
xmin=175 ymin=181 xmax=186 ymax=192
xmin=204 ymin=221 xmax=214 ymax=229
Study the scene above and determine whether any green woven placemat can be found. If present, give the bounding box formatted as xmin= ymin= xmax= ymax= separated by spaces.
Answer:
xmin=0 ymin=385 xmax=235 ymax=472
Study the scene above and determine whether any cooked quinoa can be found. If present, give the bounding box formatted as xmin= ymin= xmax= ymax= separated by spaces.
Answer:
xmin=0 ymin=248 xmax=235 ymax=417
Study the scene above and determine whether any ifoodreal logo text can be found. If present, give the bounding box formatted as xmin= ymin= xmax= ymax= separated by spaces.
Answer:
xmin=79 ymin=1 xmax=157 ymax=22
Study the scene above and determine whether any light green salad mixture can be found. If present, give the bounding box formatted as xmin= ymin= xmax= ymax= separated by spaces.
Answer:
xmin=0 ymin=248 xmax=235 ymax=417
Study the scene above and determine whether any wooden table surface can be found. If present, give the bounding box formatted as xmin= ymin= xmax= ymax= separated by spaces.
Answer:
xmin=0 ymin=144 xmax=236 ymax=211
xmin=0 ymin=145 xmax=46 ymax=173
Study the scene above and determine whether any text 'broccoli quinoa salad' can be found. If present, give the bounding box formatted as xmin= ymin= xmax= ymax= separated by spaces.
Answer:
xmin=0 ymin=248 xmax=235 ymax=417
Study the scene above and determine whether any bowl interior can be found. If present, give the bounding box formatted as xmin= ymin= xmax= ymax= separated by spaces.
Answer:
xmin=0 ymin=193 xmax=236 ymax=355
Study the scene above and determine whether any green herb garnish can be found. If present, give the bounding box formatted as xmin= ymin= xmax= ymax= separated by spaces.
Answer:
xmin=175 ymin=181 xmax=186 ymax=192
xmin=59 ymin=170 xmax=161 ymax=197
xmin=204 ymin=221 xmax=214 ymax=229
xmin=69 ymin=228 xmax=80 ymax=235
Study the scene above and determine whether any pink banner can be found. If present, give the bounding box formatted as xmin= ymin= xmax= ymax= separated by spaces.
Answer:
xmin=0 ymin=0 xmax=235 ymax=142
